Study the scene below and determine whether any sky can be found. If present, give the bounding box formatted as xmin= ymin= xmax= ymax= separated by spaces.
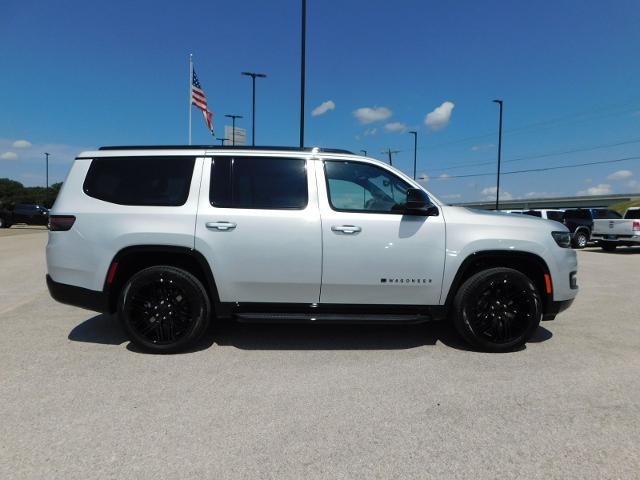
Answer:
xmin=1 ymin=0 xmax=640 ymax=202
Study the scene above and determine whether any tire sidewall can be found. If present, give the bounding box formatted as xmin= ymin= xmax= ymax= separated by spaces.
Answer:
xmin=118 ymin=266 xmax=211 ymax=353
xmin=453 ymin=267 xmax=542 ymax=352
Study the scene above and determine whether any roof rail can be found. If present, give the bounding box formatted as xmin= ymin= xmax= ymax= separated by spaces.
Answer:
xmin=98 ymin=145 xmax=354 ymax=154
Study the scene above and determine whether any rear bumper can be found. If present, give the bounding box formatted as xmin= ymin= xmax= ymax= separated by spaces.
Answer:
xmin=46 ymin=275 xmax=110 ymax=313
xmin=542 ymin=298 xmax=574 ymax=321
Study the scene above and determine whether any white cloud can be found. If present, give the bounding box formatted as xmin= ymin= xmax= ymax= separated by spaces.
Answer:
xmin=363 ymin=128 xmax=377 ymax=136
xmin=481 ymin=186 xmax=513 ymax=200
xmin=471 ymin=143 xmax=494 ymax=152
xmin=441 ymin=193 xmax=462 ymax=199
xmin=12 ymin=140 xmax=32 ymax=149
xmin=577 ymin=184 xmax=612 ymax=196
xmin=626 ymin=179 xmax=640 ymax=190
xmin=425 ymin=101 xmax=455 ymax=131
xmin=384 ymin=122 xmax=407 ymax=133
xmin=525 ymin=191 xmax=555 ymax=198
xmin=311 ymin=100 xmax=335 ymax=117
xmin=607 ymin=170 xmax=633 ymax=181
xmin=1 ymin=151 xmax=18 ymax=161
xmin=438 ymin=173 xmax=452 ymax=181
xmin=353 ymin=106 xmax=393 ymax=124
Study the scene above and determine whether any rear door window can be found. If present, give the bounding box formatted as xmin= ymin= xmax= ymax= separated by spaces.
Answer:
xmin=546 ymin=211 xmax=565 ymax=222
xmin=83 ymin=156 xmax=195 ymax=206
xmin=210 ymin=157 xmax=308 ymax=210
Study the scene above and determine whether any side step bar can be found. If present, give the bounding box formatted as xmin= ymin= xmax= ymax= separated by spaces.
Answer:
xmin=234 ymin=312 xmax=432 ymax=324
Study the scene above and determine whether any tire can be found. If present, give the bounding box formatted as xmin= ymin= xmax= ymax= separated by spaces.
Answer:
xmin=118 ymin=266 xmax=211 ymax=353
xmin=452 ymin=267 xmax=542 ymax=352
xmin=600 ymin=241 xmax=617 ymax=252
xmin=572 ymin=230 xmax=589 ymax=249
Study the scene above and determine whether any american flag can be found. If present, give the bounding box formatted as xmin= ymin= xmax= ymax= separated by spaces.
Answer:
xmin=191 ymin=69 xmax=213 ymax=132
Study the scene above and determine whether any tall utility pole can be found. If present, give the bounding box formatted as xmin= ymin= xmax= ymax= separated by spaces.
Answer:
xmin=360 ymin=149 xmax=367 ymax=156
xmin=224 ymin=114 xmax=243 ymax=146
xmin=241 ymin=72 xmax=267 ymax=146
xmin=299 ymin=0 xmax=307 ymax=148
xmin=493 ymin=100 xmax=504 ymax=210
xmin=408 ymin=131 xmax=417 ymax=180
xmin=381 ymin=148 xmax=400 ymax=166
xmin=216 ymin=137 xmax=229 ymax=146
xmin=44 ymin=152 xmax=50 ymax=206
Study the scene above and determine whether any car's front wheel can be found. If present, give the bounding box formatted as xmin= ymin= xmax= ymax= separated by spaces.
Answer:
xmin=118 ymin=266 xmax=211 ymax=353
xmin=452 ymin=267 xmax=542 ymax=352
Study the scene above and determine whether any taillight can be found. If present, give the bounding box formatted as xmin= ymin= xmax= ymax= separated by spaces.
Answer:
xmin=633 ymin=221 xmax=640 ymax=232
xmin=48 ymin=215 xmax=76 ymax=231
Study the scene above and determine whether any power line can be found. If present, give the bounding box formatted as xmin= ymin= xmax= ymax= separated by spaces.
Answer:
xmin=431 ymin=155 xmax=640 ymax=180
xmin=429 ymin=137 xmax=640 ymax=173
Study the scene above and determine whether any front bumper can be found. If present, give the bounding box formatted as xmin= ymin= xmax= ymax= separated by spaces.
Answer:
xmin=46 ymin=275 xmax=110 ymax=313
xmin=542 ymin=298 xmax=575 ymax=321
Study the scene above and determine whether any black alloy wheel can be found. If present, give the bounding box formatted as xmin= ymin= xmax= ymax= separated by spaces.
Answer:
xmin=452 ymin=267 xmax=542 ymax=352
xmin=118 ymin=266 xmax=211 ymax=353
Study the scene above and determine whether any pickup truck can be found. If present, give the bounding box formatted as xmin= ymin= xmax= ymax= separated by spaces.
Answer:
xmin=591 ymin=208 xmax=640 ymax=251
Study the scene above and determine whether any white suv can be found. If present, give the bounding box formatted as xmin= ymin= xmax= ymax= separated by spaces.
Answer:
xmin=47 ymin=146 xmax=578 ymax=353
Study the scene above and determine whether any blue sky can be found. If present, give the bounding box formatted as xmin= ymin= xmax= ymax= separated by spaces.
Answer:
xmin=1 ymin=0 xmax=640 ymax=202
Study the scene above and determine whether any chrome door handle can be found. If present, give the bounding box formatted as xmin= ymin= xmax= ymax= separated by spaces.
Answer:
xmin=331 ymin=225 xmax=362 ymax=234
xmin=206 ymin=221 xmax=237 ymax=231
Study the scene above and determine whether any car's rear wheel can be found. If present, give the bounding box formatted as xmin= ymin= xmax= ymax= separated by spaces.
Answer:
xmin=452 ymin=267 xmax=542 ymax=352
xmin=573 ymin=230 xmax=588 ymax=249
xmin=118 ymin=266 xmax=211 ymax=353
xmin=600 ymin=241 xmax=617 ymax=252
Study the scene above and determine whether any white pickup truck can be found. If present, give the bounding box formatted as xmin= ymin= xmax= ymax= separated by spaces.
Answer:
xmin=591 ymin=208 xmax=640 ymax=251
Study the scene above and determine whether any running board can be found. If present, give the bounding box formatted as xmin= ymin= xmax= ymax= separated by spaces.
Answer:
xmin=233 ymin=312 xmax=432 ymax=324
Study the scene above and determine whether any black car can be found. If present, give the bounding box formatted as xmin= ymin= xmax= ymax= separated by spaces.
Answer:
xmin=563 ymin=208 xmax=622 ymax=249
xmin=0 ymin=204 xmax=49 ymax=228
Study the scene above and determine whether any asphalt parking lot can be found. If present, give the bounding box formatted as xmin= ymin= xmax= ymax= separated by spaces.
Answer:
xmin=1 ymin=229 xmax=639 ymax=479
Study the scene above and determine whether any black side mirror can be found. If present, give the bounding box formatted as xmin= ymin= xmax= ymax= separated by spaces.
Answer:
xmin=404 ymin=188 xmax=438 ymax=216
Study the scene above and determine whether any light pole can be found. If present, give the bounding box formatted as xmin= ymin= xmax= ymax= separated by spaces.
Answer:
xmin=44 ymin=152 xmax=50 ymax=206
xmin=381 ymin=148 xmax=399 ymax=166
xmin=224 ymin=114 xmax=243 ymax=146
xmin=216 ymin=137 xmax=229 ymax=146
xmin=408 ymin=131 xmax=417 ymax=180
xmin=241 ymin=72 xmax=267 ymax=146
xmin=299 ymin=0 xmax=307 ymax=148
xmin=493 ymin=100 xmax=504 ymax=210
xmin=360 ymin=149 xmax=367 ymax=156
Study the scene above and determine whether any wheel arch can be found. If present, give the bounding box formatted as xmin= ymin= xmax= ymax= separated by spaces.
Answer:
xmin=104 ymin=245 xmax=220 ymax=313
xmin=443 ymin=250 xmax=552 ymax=314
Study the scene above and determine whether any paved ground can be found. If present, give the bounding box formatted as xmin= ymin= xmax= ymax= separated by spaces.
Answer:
xmin=1 ymin=230 xmax=639 ymax=479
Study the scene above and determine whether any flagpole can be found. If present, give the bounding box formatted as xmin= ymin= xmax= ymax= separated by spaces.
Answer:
xmin=188 ymin=54 xmax=193 ymax=145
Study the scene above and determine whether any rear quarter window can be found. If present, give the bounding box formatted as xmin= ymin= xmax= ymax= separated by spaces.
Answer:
xmin=83 ymin=156 xmax=195 ymax=206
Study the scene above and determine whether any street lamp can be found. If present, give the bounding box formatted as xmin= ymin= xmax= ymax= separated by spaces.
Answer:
xmin=224 ymin=114 xmax=243 ymax=146
xmin=360 ymin=149 xmax=367 ymax=156
xmin=216 ymin=137 xmax=229 ymax=146
xmin=408 ymin=131 xmax=417 ymax=180
xmin=493 ymin=100 xmax=504 ymax=210
xmin=241 ymin=72 xmax=267 ymax=146
xmin=44 ymin=152 xmax=50 ymax=206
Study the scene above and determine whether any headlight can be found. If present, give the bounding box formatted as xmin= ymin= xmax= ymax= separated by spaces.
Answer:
xmin=551 ymin=231 xmax=571 ymax=248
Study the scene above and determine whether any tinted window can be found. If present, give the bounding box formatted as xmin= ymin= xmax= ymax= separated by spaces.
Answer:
xmin=547 ymin=211 xmax=565 ymax=222
xmin=625 ymin=209 xmax=640 ymax=219
xmin=324 ymin=160 xmax=415 ymax=213
xmin=523 ymin=210 xmax=542 ymax=217
xmin=83 ymin=156 xmax=195 ymax=206
xmin=210 ymin=157 xmax=308 ymax=210
xmin=564 ymin=209 xmax=591 ymax=220
xmin=592 ymin=209 xmax=622 ymax=219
